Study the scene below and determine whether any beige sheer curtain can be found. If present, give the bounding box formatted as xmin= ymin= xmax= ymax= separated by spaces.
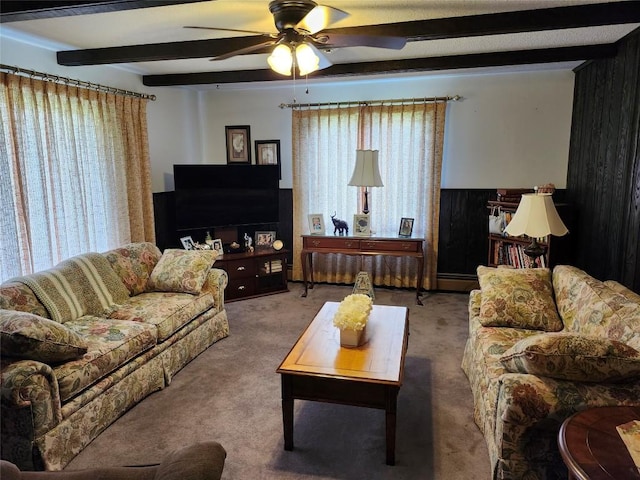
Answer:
xmin=0 ymin=72 xmax=154 ymax=282
xmin=291 ymin=100 xmax=446 ymax=290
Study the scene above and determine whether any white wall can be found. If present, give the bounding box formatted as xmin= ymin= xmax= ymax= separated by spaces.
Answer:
xmin=198 ymin=69 xmax=575 ymax=190
xmin=2 ymin=34 xmax=575 ymax=193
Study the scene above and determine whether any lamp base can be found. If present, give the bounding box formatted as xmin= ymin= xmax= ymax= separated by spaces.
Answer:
xmin=524 ymin=238 xmax=547 ymax=268
xmin=362 ymin=188 xmax=370 ymax=215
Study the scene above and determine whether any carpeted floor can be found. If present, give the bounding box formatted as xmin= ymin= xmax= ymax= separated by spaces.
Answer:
xmin=66 ymin=283 xmax=490 ymax=479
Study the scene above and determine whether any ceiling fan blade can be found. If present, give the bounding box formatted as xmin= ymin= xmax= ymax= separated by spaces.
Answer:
xmin=314 ymin=46 xmax=332 ymax=71
xmin=185 ymin=26 xmax=275 ymax=37
xmin=210 ymin=39 xmax=277 ymax=61
xmin=315 ymin=33 xmax=406 ymax=50
xmin=296 ymin=4 xmax=349 ymax=35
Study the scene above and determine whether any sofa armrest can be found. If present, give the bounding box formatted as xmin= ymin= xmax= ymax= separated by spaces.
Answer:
xmin=498 ymin=373 xmax=640 ymax=428
xmin=493 ymin=372 xmax=640 ymax=476
xmin=0 ymin=441 xmax=226 ymax=480
xmin=201 ymin=268 xmax=228 ymax=312
xmin=1 ymin=360 xmax=62 ymax=437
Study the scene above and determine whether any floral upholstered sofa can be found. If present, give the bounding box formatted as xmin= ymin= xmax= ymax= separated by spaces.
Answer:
xmin=462 ymin=265 xmax=640 ymax=479
xmin=0 ymin=243 xmax=228 ymax=471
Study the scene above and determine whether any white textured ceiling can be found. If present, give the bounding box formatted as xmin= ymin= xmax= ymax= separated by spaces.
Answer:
xmin=1 ymin=0 xmax=638 ymax=80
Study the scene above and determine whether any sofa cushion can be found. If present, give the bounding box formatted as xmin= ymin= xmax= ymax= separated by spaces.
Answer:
xmin=109 ymin=292 xmax=214 ymax=341
xmin=16 ymin=253 xmax=130 ymax=324
xmin=0 ymin=281 xmax=49 ymax=317
xmin=477 ymin=266 xmax=563 ymax=331
xmin=55 ymin=316 xmax=158 ymax=401
xmin=553 ymin=265 xmax=640 ymax=349
xmin=103 ymin=242 xmax=162 ymax=296
xmin=604 ymin=280 xmax=640 ymax=304
xmin=500 ymin=332 xmax=640 ymax=383
xmin=0 ymin=310 xmax=88 ymax=363
xmin=148 ymin=250 xmax=217 ymax=295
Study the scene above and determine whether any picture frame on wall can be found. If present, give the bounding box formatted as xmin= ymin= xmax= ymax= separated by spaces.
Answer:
xmin=353 ymin=214 xmax=371 ymax=237
xmin=180 ymin=236 xmax=195 ymax=250
xmin=308 ymin=214 xmax=325 ymax=235
xmin=255 ymin=231 xmax=276 ymax=249
xmin=255 ymin=140 xmax=281 ymax=179
xmin=225 ymin=125 xmax=251 ymax=164
xmin=398 ymin=217 xmax=414 ymax=237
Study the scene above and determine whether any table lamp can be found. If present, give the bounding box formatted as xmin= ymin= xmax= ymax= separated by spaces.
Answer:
xmin=348 ymin=150 xmax=384 ymax=214
xmin=503 ymin=192 xmax=568 ymax=267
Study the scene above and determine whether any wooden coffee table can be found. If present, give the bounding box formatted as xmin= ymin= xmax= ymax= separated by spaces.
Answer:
xmin=276 ymin=302 xmax=409 ymax=465
xmin=558 ymin=406 xmax=640 ymax=479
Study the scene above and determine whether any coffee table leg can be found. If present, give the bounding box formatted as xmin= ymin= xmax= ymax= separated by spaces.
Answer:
xmin=282 ymin=375 xmax=294 ymax=450
xmin=386 ymin=388 xmax=399 ymax=465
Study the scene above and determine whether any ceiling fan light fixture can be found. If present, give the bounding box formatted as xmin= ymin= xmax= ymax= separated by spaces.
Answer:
xmin=295 ymin=42 xmax=320 ymax=76
xmin=267 ymin=43 xmax=293 ymax=76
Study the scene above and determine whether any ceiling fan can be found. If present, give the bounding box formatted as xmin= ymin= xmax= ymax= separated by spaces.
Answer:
xmin=185 ymin=0 xmax=407 ymax=76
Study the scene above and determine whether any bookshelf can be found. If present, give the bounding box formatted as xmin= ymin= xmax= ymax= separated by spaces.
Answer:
xmin=487 ymin=199 xmax=552 ymax=268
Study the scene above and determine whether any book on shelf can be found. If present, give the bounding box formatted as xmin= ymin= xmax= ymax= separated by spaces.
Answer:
xmin=493 ymin=241 xmax=546 ymax=268
xmin=263 ymin=260 xmax=283 ymax=273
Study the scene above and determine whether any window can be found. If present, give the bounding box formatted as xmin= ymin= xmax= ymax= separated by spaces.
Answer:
xmin=291 ymin=101 xmax=447 ymax=290
xmin=0 ymin=72 xmax=153 ymax=282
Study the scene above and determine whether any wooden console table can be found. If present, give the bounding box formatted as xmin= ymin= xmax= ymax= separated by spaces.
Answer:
xmin=301 ymin=235 xmax=425 ymax=305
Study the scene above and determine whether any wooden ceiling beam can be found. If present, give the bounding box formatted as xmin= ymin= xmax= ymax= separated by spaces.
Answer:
xmin=56 ymin=2 xmax=640 ymax=66
xmin=0 ymin=1 xmax=211 ymax=23
xmin=58 ymin=36 xmax=272 ymax=65
xmin=322 ymin=2 xmax=640 ymax=41
xmin=142 ymin=44 xmax=617 ymax=86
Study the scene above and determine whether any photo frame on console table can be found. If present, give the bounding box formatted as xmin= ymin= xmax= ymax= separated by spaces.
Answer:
xmin=353 ymin=214 xmax=371 ymax=237
xmin=255 ymin=140 xmax=281 ymax=178
xmin=308 ymin=214 xmax=325 ymax=235
xmin=398 ymin=217 xmax=414 ymax=237
xmin=225 ymin=125 xmax=251 ymax=164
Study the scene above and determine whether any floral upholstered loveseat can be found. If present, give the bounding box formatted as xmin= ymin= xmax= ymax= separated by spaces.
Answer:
xmin=0 ymin=243 xmax=229 ymax=471
xmin=462 ymin=265 xmax=640 ymax=479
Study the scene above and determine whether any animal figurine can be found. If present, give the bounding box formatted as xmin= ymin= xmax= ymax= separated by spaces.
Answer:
xmin=331 ymin=212 xmax=349 ymax=236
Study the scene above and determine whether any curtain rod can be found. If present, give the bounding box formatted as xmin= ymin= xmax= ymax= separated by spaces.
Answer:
xmin=1 ymin=64 xmax=156 ymax=101
xmin=279 ymin=95 xmax=460 ymax=109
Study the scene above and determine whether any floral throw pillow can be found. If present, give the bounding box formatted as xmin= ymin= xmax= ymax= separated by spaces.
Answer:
xmin=500 ymin=333 xmax=640 ymax=383
xmin=147 ymin=249 xmax=218 ymax=295
xmin=0 ymin=309 xmax=88 ymax=363
xmin=477 ymin=265 xmax=563 ymax=331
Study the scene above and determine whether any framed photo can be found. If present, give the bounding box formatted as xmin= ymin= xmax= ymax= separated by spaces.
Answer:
xmin=212 ymin=238 xmax=224 ymax=256
xmin=353 ymin=214 xmax=371 ymax=237
xmin=308 ymin=214 xmax=325 ymax=235
xmin=180 ymin=235 xmax=195 ymax=250
xmin=255 ymin=140 xmax=281 ymax=179
xmin=399 ymin=217 xmax=414 ymax=237
xmin=255 ymin=231 xmax=276 ymax=248
xmin=225 ymin=125 xmax=251 ymax=164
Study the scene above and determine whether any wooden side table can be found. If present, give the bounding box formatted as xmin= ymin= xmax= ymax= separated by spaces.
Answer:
xmin=558 ymin=406 xmax=640 ymax=479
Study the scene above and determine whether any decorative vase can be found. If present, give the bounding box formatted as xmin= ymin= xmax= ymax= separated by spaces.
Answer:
xmin=340 ymin=325 xmax=366 ymax=348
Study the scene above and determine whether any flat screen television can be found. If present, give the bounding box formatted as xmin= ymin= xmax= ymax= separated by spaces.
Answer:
xmin=174 ymin=164 xmax=280 ymax=230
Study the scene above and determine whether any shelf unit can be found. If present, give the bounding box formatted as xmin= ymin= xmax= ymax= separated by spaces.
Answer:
xmin=215 ymin=249 xmax=288 ymax=302
xmin=487 ymin=200 xmax=551 ymax=268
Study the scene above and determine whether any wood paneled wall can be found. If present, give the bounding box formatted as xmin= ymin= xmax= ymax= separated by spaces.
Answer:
xmin=437 ymin=189 xmax=494 ymax=276
xmin=566 ymin=29 xmax=640 ymax=292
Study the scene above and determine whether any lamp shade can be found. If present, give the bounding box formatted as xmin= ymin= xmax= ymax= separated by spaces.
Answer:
xmin=348 ymin=150 xmax=384 ymax=187
xmin=267 ymin=44 xmax=293 ymax=76
xmin=503 ymin=193 xmax=568 ymax=238
xmin=295 ymin=43 xmax=320 ymax=76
